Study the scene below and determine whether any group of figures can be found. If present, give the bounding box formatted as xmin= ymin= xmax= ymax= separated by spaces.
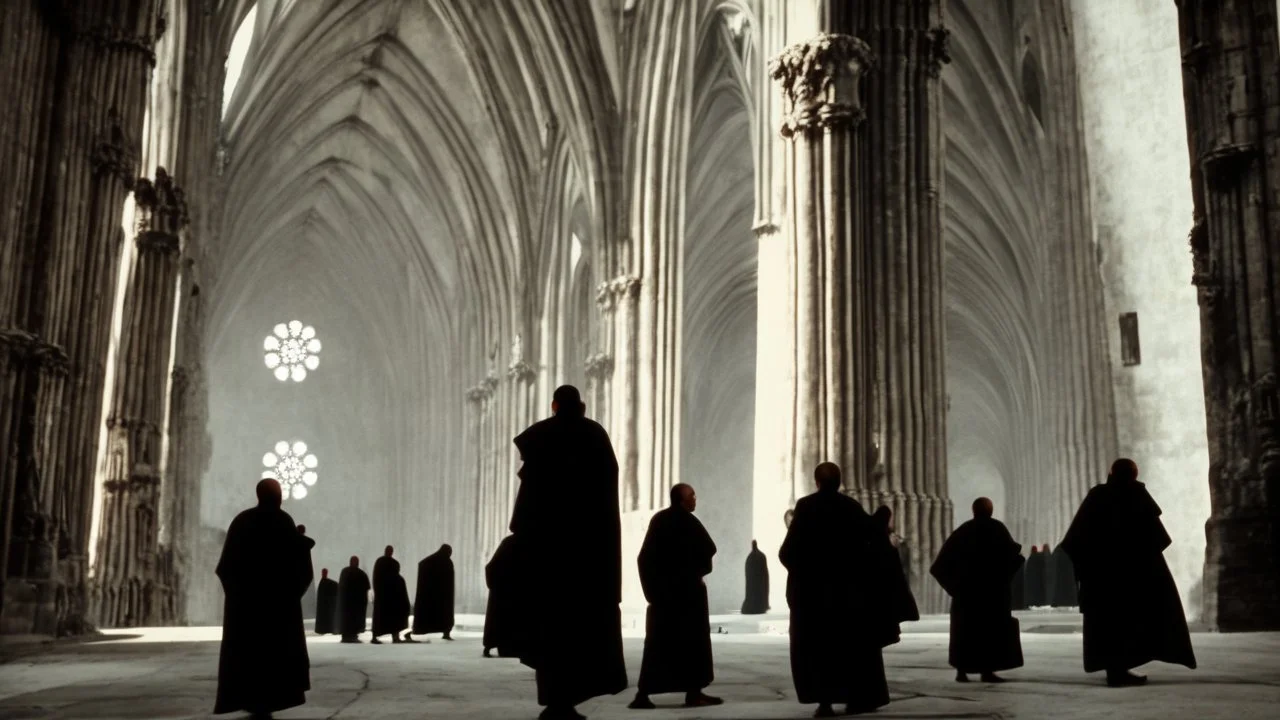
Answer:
xmin=212 ymin=385 xmax=1198 ymax=720
xmin=306 ymin=543 xmax=456 ymax=644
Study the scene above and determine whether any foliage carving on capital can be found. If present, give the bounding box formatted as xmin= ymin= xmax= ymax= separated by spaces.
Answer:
xmin=90 ymin=109 xmax=137 ymax=184
xmin=924 ymin=26 xmax=952 ymax=78
xmin=584 ymin=352 xmax=614 ymax=379
xmin=610 ymin=275 xmax=641 ymax=299
xmin=769 ymin=33 xmax=875 ymax=137
xmin=507 ymin=360 xmax=536 ymax=383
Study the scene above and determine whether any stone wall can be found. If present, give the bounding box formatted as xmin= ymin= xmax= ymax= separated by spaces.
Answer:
xmin=1070 ymin=0 xmax=1211 ymax=620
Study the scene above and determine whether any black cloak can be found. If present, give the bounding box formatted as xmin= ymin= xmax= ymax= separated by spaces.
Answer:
xmin=779 ymin=489 xmax=892 ymax=711
xmin=314 ymin=577 xmax=338 ymax=634
xmin=931 ymin=516 xmax=1025 ymax=673
xmin=372 ymin=555 xmax=410 ymax=637
xmin=413 ymin=546 xmax=456 ymax=634
xmin=636 ymin=506 xmax=717 ymax=695
xmin=214 ymin=505 xmax=313 ymax=715
xmin=509 ymin=413 xmax=628 ymax=707
xmin=484 ymin=535 xmax=520 ymax=655
xmin=741 ymin=542 xmax=770 ymax=614
xmin=1060 ymin=479 xmax=1196 ymax=673
xmin=336 ymin=565 xmax=370 ymax=637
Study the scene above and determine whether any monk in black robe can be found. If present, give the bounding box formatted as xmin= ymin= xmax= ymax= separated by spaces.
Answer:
xmin=337 ymin=556 xmax=370 ymax=643
xmin=629 ymin=484 xmax=722 ymax=710
xmin=780 ymin=462 xmax=893 ymax=718
xmin=931 ymin=497 xmax=1025 ymax=683
xmin=484 ymin=535 xmax=519 ymax=657
xmin=214 ymin=478 xmax=312 ymax=718
xmin=372 ymin=545 xmax=414 ymax=644
xmin=741 ymin=540 xmax=770 ymax=614
xmin=314 ymin=568 xmax=338 ymax=635
xmin=1010 ymin=557 xmax=1027 ymax=610
xmin=1060 ymin=458 xmax=1196 ymax=687
xmin=1024 ymin=546 xmax=1046 ymax=607
xmin=871 ymin=506 xmax=920 ymax=646
xmin=413 ymin=543 xmax=456 ymax=640
xmin=1050 ymin=544 xmax=1078 ymax=607
xmin=510 ymin=384 xmax=627 ymax=720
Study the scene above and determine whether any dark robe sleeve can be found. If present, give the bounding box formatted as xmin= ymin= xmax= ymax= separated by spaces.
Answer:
xmin=637 ymin=513 xmax=665 ymax=604
xmin=930 ymin=522 xmax=969 ymax=597
xmin=1060 ymin=488 xmax=1103 ymax=582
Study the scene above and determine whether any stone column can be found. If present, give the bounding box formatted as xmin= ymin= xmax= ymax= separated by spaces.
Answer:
xmin=768 ymin=30 xmax=876 ymax=527
xmin=602 ymin=275 xmax=641 ymax=510
xmin=844 ymin=1 xmax=953 ymax=614
xmin=90 ymin=169 xmax=186 ymax=628
xmin=0 ymin=1 xmax=163 ymax=636
xmin=1177 ymin=0 xmax=1280 ymax=631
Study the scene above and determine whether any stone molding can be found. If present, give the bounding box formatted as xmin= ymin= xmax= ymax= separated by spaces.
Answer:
xmin=595 ymin=274 xmax=641 ymax=310
xmin=133 ymin=167 xmax=189 ymax=244
xmin=924 ymin=26 xmax=951 ymax=78
xmin=769 ymin=33 xmax=875 ymax=137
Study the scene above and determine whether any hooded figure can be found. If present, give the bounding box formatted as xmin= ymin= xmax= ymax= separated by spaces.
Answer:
xmin=371 ymin=545 xmax=413 ymax=643
xmin=336 ymin=556 xmax=370 ymax=642
xmin=483 ymin=535 xmax=520 ymax=657
xmin=741 ymin=540 xmax=770 ymax=615
xmin=314 ymin=568 xmax=339 ymax=635
xmin=413 ymin=544 xmax=456 ymax=639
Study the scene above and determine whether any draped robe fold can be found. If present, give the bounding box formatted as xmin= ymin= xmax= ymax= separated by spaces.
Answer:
xmin=314 ymin=578 xmax=338 ymax=634
xmin=336 ymin=566 xmax=370 ymax=638
xmin=779 ymin=490 xmax=892 ymax=710
xmin=931 ymin=517 xmax=1025 ymax=673
xmin=484 ymin=535 xmax=520 ymax=655
xmin=510 ymin=415 xmax=628 ymax=707
xmin=214 ymin=505 xmax=312 ymax=715
xmin=372 ymin=556 xmax=410 ymax=637
xmin=1060 ymin=480 xmax=1196 ymax=673
xmin=636 ymin=506 xmax=716 ymax=695
xmin=413 ymin=549 xmax=455 ymax=634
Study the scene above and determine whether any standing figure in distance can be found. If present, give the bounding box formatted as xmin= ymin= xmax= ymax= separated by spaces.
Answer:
xmin=413 ymin=543 xmax=456 ymax=641
xmin=870 ymin=506 xmax=920 ymax=647
xmin=371 ymin=545 xmax=414 ymax=644
xmin=741 ymin=540 xmax=770 ymax=615
xmin=931 ymin=497 xmax=1025 ymax=683
xmin=1024 ymin=545 xmax=1047 ymax=607
xmin=484 ymin=535 xmax=519 ymax=658
xmin=509 ymin=384 xmax=627 ymax=720
xmin=214 ymin=478 xmax=313 ymax=719
xmin=314 ymin=568 xmax=338 ymax=635
xmin=780 ymin=463 xmax=893 ymax=718
xmin=1049 ymin=543 xmax=1078 ymax=607
xmin=337 ymin=556 xmax=370 ymax=643
xmin=629 ymin=483 xmax=722 ymax=710
xmin=1060 ymin=458 xmax=1196 ymax=687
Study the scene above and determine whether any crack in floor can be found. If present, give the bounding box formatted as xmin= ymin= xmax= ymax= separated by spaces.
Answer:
xmin=324 ymin=667 xmax=371 ymax=720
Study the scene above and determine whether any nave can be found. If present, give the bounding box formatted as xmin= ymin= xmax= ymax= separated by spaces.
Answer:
xmin=2 ymin=612 xmax=1277 ymax=720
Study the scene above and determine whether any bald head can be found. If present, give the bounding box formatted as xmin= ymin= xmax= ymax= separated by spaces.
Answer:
xmin=669 ymin=483 xmax=696 ymax=511
xmin=1110 ymin=458 xmax=1139 ymax=483
xmin=552 ymin=385 xmax=585 ymax=417
xmin=256 ymin=478 xmax=282 ymax=507
xmin=972 ymin=497 xmax=994 ymax=518
xmin=814 ymin=462 xmax=842 ymax=492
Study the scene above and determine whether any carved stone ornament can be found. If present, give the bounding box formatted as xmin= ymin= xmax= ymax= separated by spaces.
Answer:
xmin=0 ymin=328 xmax=38 ymax=363
xmin=584 ymin=352 xmax=614 ymax=378
xmin=90 ymin=109 xmax=137 ymax=183
xmin=769 ymin=33 xmax=875 ymax=137
xmin=610 ymin=275 xmax=641 ymax=299
xmin=465 ymin=384 xmax=492 ymax=404
xmin=1253 ymin=373 xmax=1280 ymax=476
xmin=924 ymin=26 xmax=952 ymax=78
xmin=507 ymin=360 xmax=536 ymax=383
xmin=133 ymin=167 xmax=189 ymax=240
xmin=30 ymin=339 xmax=71 ymax=377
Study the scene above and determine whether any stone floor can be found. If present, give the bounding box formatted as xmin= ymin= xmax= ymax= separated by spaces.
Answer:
xmin=1 ymin=612 xmax=1278 ymax=720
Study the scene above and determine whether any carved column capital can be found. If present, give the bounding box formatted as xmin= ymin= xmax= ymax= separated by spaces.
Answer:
xmin=465 ymin=384 xmax=491 ymax=404
xmin=507 ymin=360 xmax=536 ymax=383
xmin=90 ymin=109 xmax=138 ymax=183
xmin=584 ymin=352 xmax=614 ymax=379
xmin=924 ymin=26 xmax=952 ymax=78
xmin=610 ymin=275 xmax=641 ymax=299
xmin=769 ymin=33 xmax=875 ymax=137
xmin=133 ymin=167 xmax=189 ymax=253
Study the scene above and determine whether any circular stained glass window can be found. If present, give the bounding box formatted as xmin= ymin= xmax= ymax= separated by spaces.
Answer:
xmin=264 ymin=320 xmax=321 ymax=382
xmin=262 ymin=440 xmax=319 ymax=500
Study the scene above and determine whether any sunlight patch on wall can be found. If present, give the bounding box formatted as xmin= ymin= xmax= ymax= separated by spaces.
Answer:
xmin=222 ymin=4 xmax=258 ymax=118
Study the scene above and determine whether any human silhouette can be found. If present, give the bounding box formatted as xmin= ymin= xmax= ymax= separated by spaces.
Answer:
xmin=372 ymin=545 xmax=413 ymax=644
xmin=741 ymin=540 xmax=770 ymax=614
xmin=1010 ymin=555 xmax=1027 ymax=610
xmin=629 ymin=483 xmax=721 ymax=710
xmin=336 ymin=556 xmax=370 ymax=643
xmin=483 ymin=535 xmax=520 ymax=658
xmin=870 ymin=506 xmax=919 ymax=645
xmin=214 ymin=478 xmax=312 ymax=718
xmin=780 ymin=462 xmax=893 ymax=718
xmin=1024 ymin=545 xmax=1046 ymax=606
xmin=1060 ymin=458 xmax=1196 ymax=686
xmin=509 ymin=384 xmax=627 ymax=720
xmin=314 ymin=568 xmax=338 ymax=635
xmin=1049 ymin=543 xmax=1078 ymax=607
xmin=296 ymin=526 xmax=317 ymax=619
xmin=931 ymin=497 xmax=1025 ymax=683
xmin=413 ymin=543 xmax=456 ymax=640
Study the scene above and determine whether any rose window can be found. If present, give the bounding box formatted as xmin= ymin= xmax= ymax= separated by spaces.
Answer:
xmin=264 ymin=320 xmax=321 ymax=382
xmin=262 ymin=440 xmax=319 ymax=500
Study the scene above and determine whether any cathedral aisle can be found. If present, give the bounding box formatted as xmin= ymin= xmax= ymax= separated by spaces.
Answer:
xmin=1 ymin=617 xmax=1277 ymax=720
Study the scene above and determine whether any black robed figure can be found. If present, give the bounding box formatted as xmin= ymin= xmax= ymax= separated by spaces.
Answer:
xmin=337 ymin=556 xmax=370 ymax=643
xmin=871 ymin=506 xmax=920 ymax=645
xmin=931 ymin=497 xmax=1025 ymax=683
xmin=413 ymin=543 xmax=456 ymax=639
xmin=372 ymin=545 xmax=413 ymax=643
xmin=510 ymin=385 xmax=627 ymax=720
xmin=629 ymin=484 xmax=722 ymax=710
xmin=1024 ymin=546 xmax=1046 ymax=607
xmin=741 ymin=540 xmax=770 ymax=614
xmin=214 ymin=478 xmax=313 ymax=718
xmin=314 ymin=568 xmax=338 ymax=635
xmin=483 ymin=535 xmax=520 ymax=657
xmin=780 ymin=462 xmax=894 ymax=718
xmin=1060 ymin=458 xmax=1196 ymax=687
